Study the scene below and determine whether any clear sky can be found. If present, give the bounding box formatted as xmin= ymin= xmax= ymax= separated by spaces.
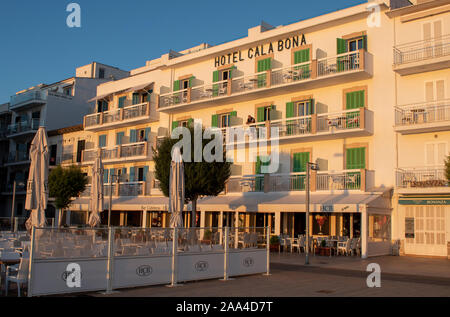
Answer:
xmin=0 ymin=0 xmax=365 ymax=103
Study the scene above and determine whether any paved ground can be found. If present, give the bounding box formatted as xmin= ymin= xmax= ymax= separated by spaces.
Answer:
xmin=2 ymin=254 xmax=449 ymax=297
xmin=88 ymin=254 xmax=450 ymax=297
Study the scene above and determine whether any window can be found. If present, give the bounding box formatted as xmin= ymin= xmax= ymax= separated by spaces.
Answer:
xmin=132 ymin=93 xmax=140 ymax=105
xmin=97 ymin=100 xmax=108 ymax=113
xmin=425 ymin=80 xmax=445 ymax=102
xmin=296 ymin=100 xmax=314 ymax=116
xmin=63 ymin=86 xmax=73 ymax=96
xmin=99 ymin=68 xmax=105 ymax=79
xmin=257 ymin=105 xmax=275 ymax=122
xmin=116 ymin=132 xmax=124 ymax=145
xmin=99 ymin=135 xmax=107 ymax=148
xmin=425 ymin=142 xmax=447 ymax=166
xmin=348 ymin=38 xmax=364 ymax=52
xmin=49 ymin=144 xmax=57 ymax=166
xmin=346 ymin=147 xmax=366 ymax=170
xmin=76 ymin=140 xmax=85 ymax=163
xmin=346 ymin=90 xmax=365 ymax=109
xmin=118 ymin=96 xmax=126 ymax=109
xmin=211 ymin=112 xmax=237 ymax=128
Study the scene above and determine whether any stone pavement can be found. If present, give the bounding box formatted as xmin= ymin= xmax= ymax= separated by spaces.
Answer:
xmin=270 ymin=253 xmax=450 ymax=279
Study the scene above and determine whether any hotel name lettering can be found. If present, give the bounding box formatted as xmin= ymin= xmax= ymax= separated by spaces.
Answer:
xmin=214 ymin=34 xmax=306 ymax=67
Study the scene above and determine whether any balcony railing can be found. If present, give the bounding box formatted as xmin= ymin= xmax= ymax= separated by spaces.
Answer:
xmin=227 ymin=169 xmax=365 ymax=193
xmin=7 ymin=118 xmax=40 ymax=135
xmin=395 ymin=99 xmax=450 ymax=126
xmin=81 ymin=181 xmax=146 ymax=197
xmin=159 ymin=50 xmax=366 ymax=109
xmin=82 ymin=141 xmax=149 ymax=163
xmin=7 ymin=151 xmax=29 ymax=164
xmin=394 ymin=34 xmax=450 ymax=65
xmin=84 ymin=102 xmax=152 ymax=129
xmin=220 ymin=108 xmax=365 ymax=144
xmin=10 ymin=90 xmax=47 ymax=108
xmin=396 ymin=167 xmax=448 ymax=188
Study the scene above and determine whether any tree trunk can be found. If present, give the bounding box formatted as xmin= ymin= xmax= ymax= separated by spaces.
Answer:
xmin=191 ymin=197 xmax=197 ymax=228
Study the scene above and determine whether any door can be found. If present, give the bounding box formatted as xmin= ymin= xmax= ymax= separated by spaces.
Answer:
xmin=76 ymin=140 xmax=85 ymax=163
xmin=404 ymin=205 xmax=447 ymax=256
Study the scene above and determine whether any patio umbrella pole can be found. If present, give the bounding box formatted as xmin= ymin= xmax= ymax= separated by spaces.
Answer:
xmin=305 ymin=163 xmax=310 ymax=265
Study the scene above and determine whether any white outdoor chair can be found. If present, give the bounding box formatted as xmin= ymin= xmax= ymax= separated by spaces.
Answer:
xmin=5 ymin=257 xmax=29 ymax=297
xmin=337 ymin=239 xmax=351 ymax=256
xmin=349 ymin=238 xmax=357 ymax=256
xmin=290 ymin=238 xmax=300 ymax=253
xmin=211 ymin=244 xmax=224 ymax=251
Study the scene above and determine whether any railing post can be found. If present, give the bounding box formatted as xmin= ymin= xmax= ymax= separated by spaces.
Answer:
xmin=358 ymin=49 xmax=365 ymax=70
xmin=311 ymin=60 xmax=317 ymax=79
xmin=266 ymin=70 xmax=272 ymax=88
xmin=310 ymin=170 xmax=317 ymax=192
xmin=360 ymin=169 xmax=366 ymax=192
xmin=105 ymin=227 xmax=115 ymax=293
xmin=117 ymin=145 xmax=122 ymax=159
xmin=187 ymin=88 xmax=192 ymax=103
xmin=99 ymin=112 xmax=104 ymax=125
xmin=227 ymin=79 xmax=232 ymax=96
xmin=311 ymin=114 xmax=317 ymax=134
xmin=360 ymin=108 xmax=365 ymax=129
xmin=119 ymin=109 xmax=124 ymax=121
xmin=264 ymin=174 xmax=270 ymax=193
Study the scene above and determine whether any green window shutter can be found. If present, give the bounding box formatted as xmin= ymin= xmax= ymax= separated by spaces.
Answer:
xmin=256 ymin=156 xmax=271 ymax=174
xmin=346 ymin=90 xmax=365 ymax=109
xmin=257 ymin=107 xmax=265 ymax=122
xmin=188 ymin=118 xmax=194 ymax=127
xmin=132 ymin=93 xmax=140 ymax=105
xmin=337 ymin=38 xmax=347 ymax=54
xmin=99 ymin=135 xmax=107 ymax=148
xmin=122 ymin=168 xmax=127 ymax=176
xmin=143 ymin=166 xmax=149 ymax=182
xmin=144 ymin=127 xmax=151 ymax=141
xmin=103 ymin=169 xmax=109 ymax=184
xmin=308 ymin=99 xmax=315 ymax=115
xmin=230 ymin=111 xmax=237 ymax=117
xmin=189 ymin=76 xmax=195 ymax=88
xmin=213 ymin=71 xmax=219 ymax=83
xmin=346 ymin=148 xmax=365 ymax=169
xmin=172 ymin=121 xmax=179 ymax=131
xmin=211 ymin=114 xmax=219 ymax=128
xmin=293 ymin=152 xmax=310 ymax=173
xmin=294 ymin=48 xmax=310 ymax=64
xmin=257 ymin=58 xmax=272 ymax=72
xmin=362 ymin=35 xmax=367 ymax=50
xmin=118 ymin=97 xmax=126 ymax=109
xmin=130 ymin=129 xmax=137 ymax=143
xmin=129 ymin=167 xmax=135 ymax=182
xmin=229 ymin=66 xmax=236 ymax=79
xmin=286 ymin=102 xmax=295 ymax=118
xmin=116 ymin=132 xmax=124 ymax=145
xmin=173 ymin=80 xmax=180 ymax=92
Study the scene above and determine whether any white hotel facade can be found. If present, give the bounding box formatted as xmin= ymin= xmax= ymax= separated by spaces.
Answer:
xmin=63 ymin=0 xmax=449 ymax=258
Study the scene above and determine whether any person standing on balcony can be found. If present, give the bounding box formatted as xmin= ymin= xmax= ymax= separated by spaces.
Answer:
xmin=246 ymin=115 xmax=255 ymax=125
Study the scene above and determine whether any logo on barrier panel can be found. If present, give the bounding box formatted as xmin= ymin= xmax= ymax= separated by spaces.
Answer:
xmin=243 ymin=257 xmax=254 ymax=268
xmin=195 ymin=261 xmax=209 ymax=272
xmin=62 ymin=263 xmax=82 ymax=288
xmin=136 ymin=265 xmax=153 ymax=277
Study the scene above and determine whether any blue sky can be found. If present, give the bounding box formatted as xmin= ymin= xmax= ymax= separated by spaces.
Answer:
xmin=0 ymin=0 xmax=365 ymax=103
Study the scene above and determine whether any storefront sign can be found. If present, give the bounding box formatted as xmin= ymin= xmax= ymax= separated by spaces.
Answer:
xmin=399 ymin=199 xmax=450 ymax=205
xmin=214 ymin=34 xmax=307 ymax=67
xmin=405 ymin=217 xmax=414 ymax=239
xmin=320 ymin=205 xmax=334 ymax=212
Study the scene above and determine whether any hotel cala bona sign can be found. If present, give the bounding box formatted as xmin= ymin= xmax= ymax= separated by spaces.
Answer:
xmin=214 ymin=33 xmax=307 ymax=67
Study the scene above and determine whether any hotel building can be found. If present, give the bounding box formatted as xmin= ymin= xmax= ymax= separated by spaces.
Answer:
xmin=1 ymin=62 xmax=129 ymax=219
xmin=66 ymin=0 xmax=449 ymax=258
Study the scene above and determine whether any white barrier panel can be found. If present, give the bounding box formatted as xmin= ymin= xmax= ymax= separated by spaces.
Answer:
xmin=368 ymin=241 xmax=391 ymax=257
xmin=177 ymin=252 xmax=225 ymax=282
xmin=31 ymin=258 xmax=107 ymax=296
xmin=112 ymin=256 xmax=172 ymax=289
xmin=228 ymin=249 xmax=267 ymax=277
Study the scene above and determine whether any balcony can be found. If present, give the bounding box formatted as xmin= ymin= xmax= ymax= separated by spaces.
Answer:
xmin=396 ymin=167 xmax=449 ymax=194
xmin=80 ymin=181 xmax=149 ymax=197
xmin=221 ymin=108 xmax=372 ymax=144
xmin=158 ymin=50 xmax=372 ymax=113
xmin=227 ymin=169 xmax=369 ymax=193
xmin=10 ymin=90 xmax=47 ymax=110
xmin=84 ymin=102 xmax=158 ymax=132
xmin=394 ymin=99 xmax=450 ymax=134
xmin=393 ymin=35 xmax=450 ymax=75
xmin=7 ymin=119 xmax=40 ymax=138
xmin=5 ymin=151 xmax=30 ymax=166
xmin=81 ymin=141 xmax=153 ymax=164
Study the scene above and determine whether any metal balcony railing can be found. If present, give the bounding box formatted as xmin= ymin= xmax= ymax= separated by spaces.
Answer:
xmin=82 ymin=142 xmax=148 ymax=163
xmin=395 ymin=99 xmax=450 ymax=126
xmin=7 ymin=118 xmax=40 ymax=135
xmin=393 ymin=34 xmax=450 ymax=65
xmin=396 ymin=167 xmax=448 ymax=188
xmin=84 ymin=102 xmax=151 ymax=128
xmin=159 ymin=50 xmax=364 ymax=109
xmin=81 ymin=181 xmax=146 ymax=197
xmin=7 ymin=151 xmax=29 ymax=163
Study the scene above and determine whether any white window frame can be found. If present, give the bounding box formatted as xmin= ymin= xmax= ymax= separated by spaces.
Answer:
xmin=424 ymin=141 xmax=448 ymax=167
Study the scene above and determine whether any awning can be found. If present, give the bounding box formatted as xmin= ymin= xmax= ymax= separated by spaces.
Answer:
xmin=196 ymin=191 xmax=392 ymax=214
xmin=125 ymin=82 xmax=154 ymax=93
xmin=87 ymin=93 xmax=112 ymax=102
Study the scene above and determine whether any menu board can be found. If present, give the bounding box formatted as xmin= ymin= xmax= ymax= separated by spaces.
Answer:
xmin=405 ymin=217 xmax=415 ymax=238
